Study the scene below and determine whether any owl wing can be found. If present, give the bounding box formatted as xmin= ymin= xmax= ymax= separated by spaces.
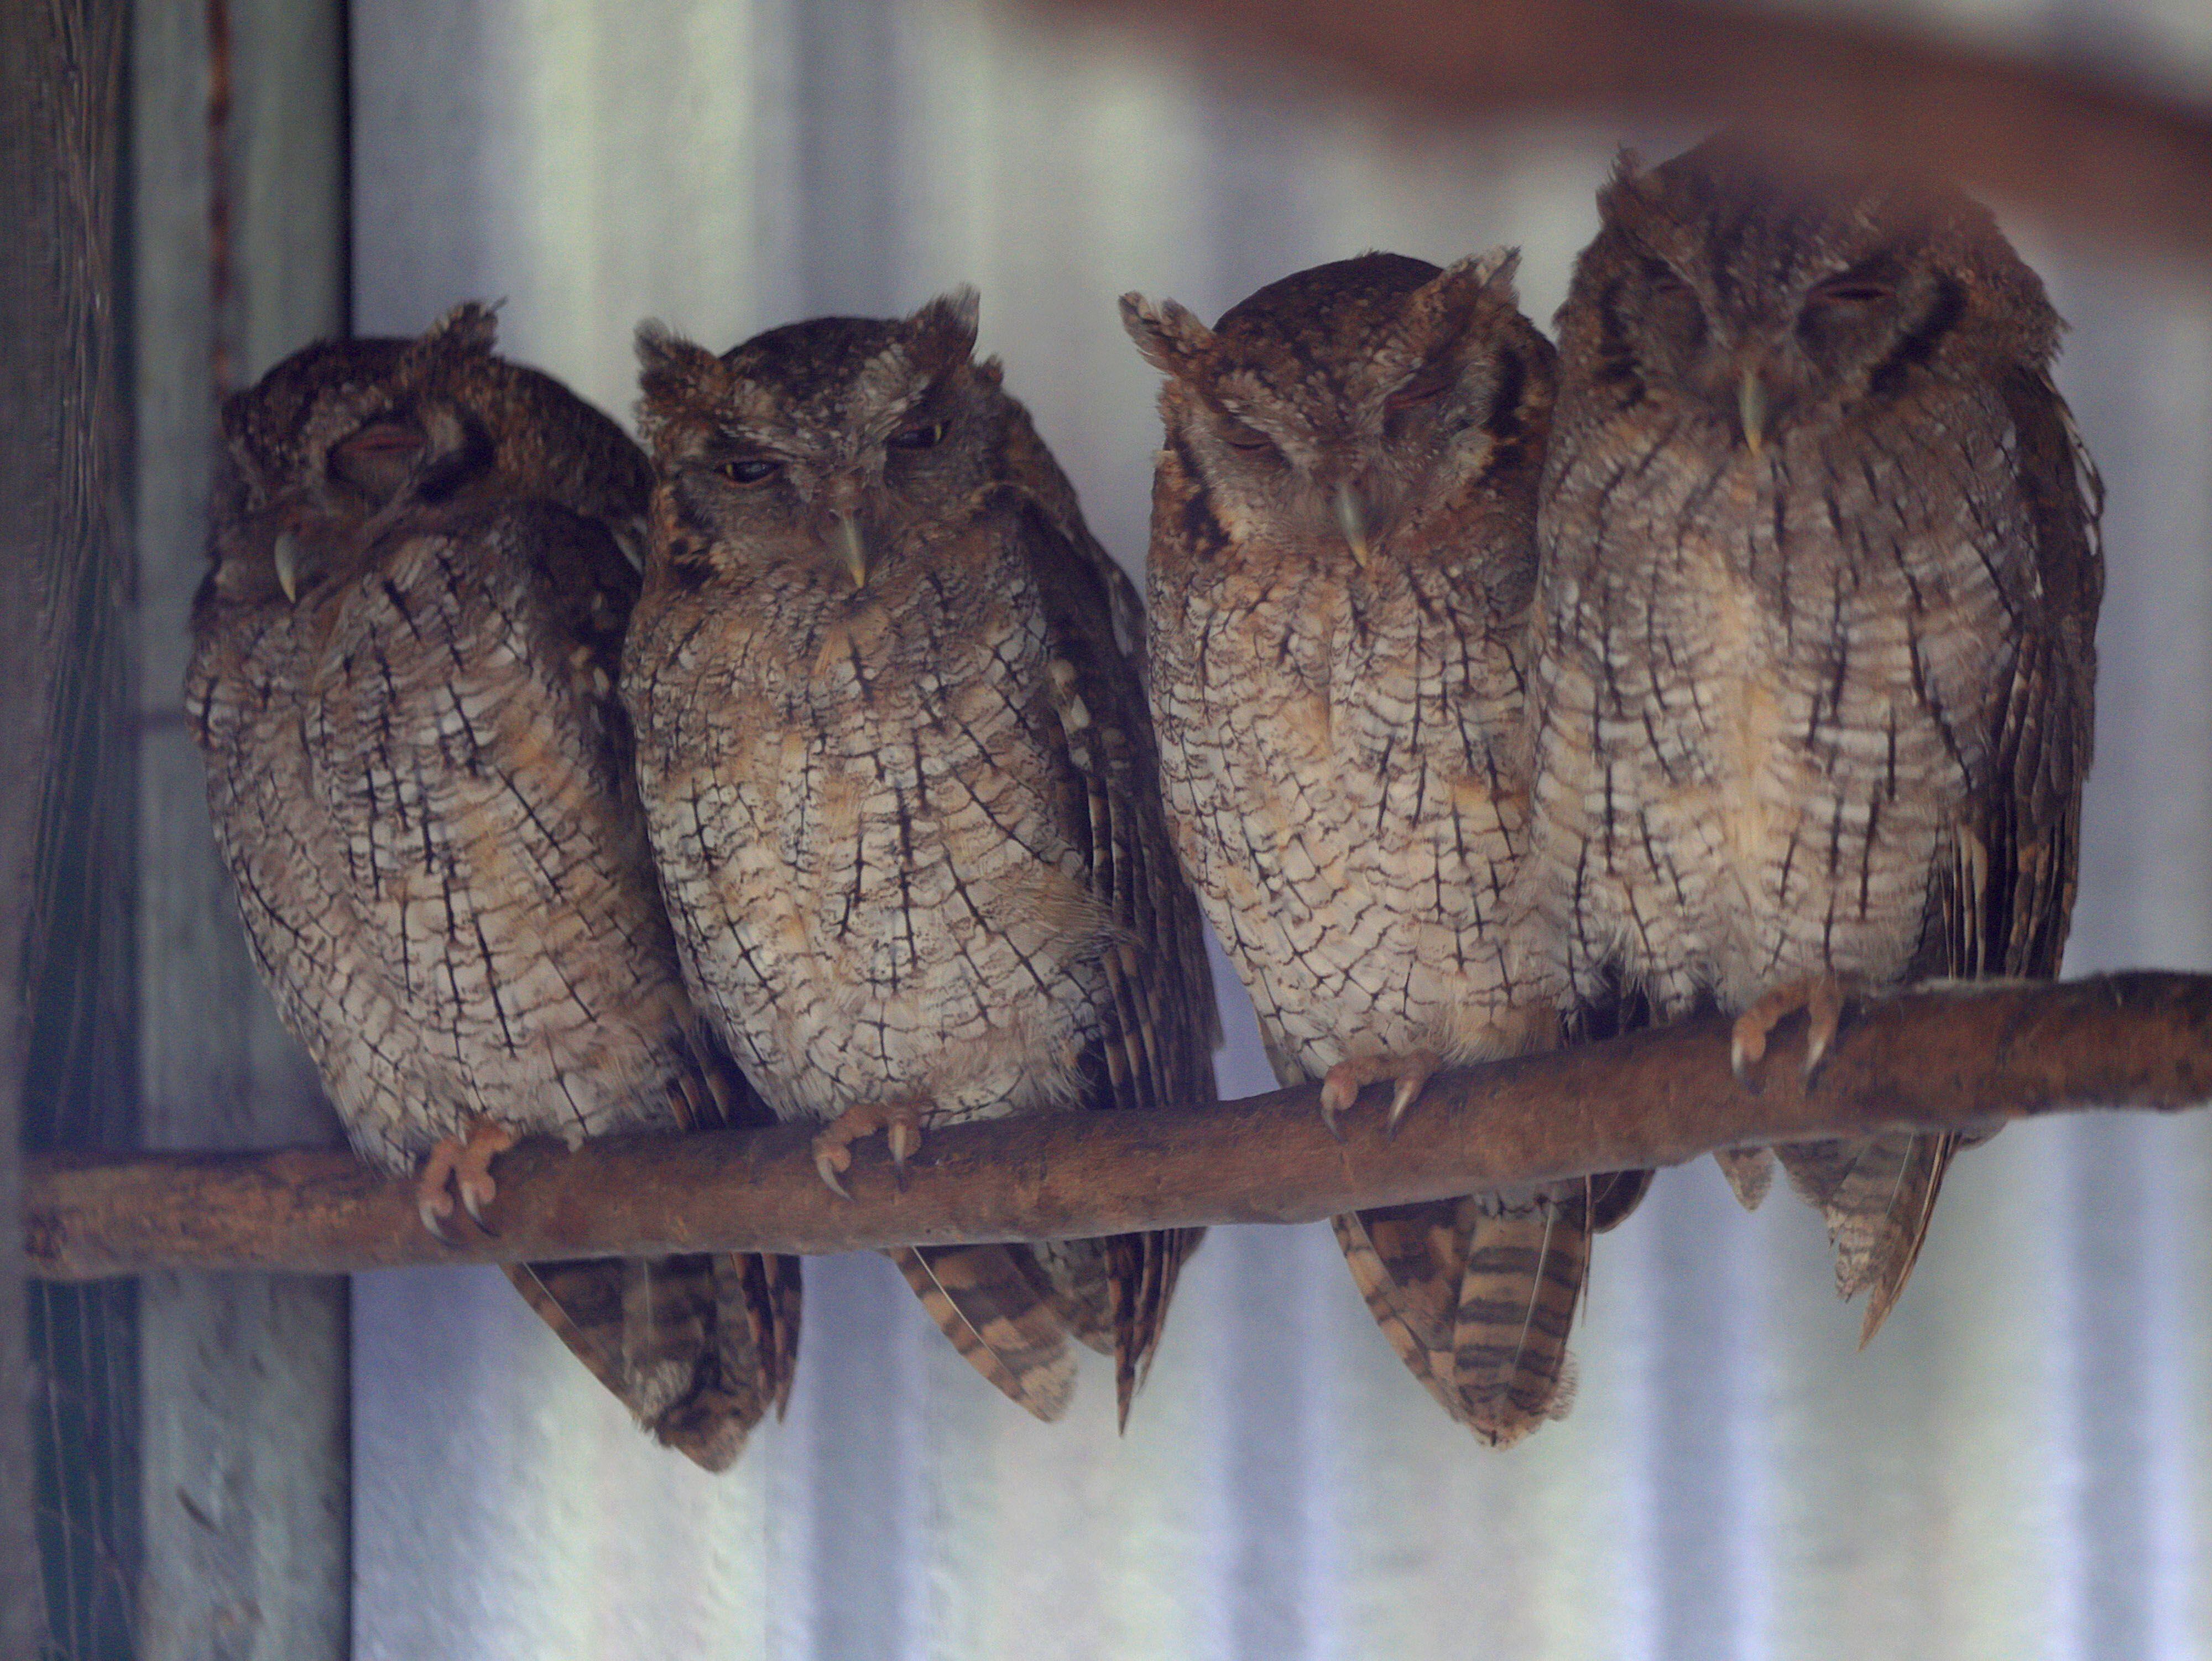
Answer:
xmin=320 ymin=501 xmax=800 ymax=1468
xmin=1011 ymin=482 xmax=1221 ymax=1424
xmin=1782 ymin=370 xmax=2103 ymax=1345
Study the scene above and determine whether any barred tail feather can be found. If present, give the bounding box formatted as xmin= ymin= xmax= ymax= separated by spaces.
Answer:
xmin=1334 ymin=1192 xmax=1590 ymax=1445
xmin=1333 ymin=1205 xmax=1469 ymax=1425
xmin=1776 ymin=1129 xmax=1957 ymax=1345
xmin=504 ymin=1249 xmax=801 ymax=1472
xmin=893 ymin=1245 xmax=1077 ymax=1422
xmin=1449 ymin=1191 xmax=1590 ymax=1446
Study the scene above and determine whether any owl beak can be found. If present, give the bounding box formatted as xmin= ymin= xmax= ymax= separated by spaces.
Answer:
xmin=1738 ymin=366 xmax=1772 ymax=461
xmin=834 ymin=512 xmax=871 ymax=589
xmin=1333 ymin=485 xmax=1373 ymax=567
xmin=273 ymin=529 xmax=302 ymax=603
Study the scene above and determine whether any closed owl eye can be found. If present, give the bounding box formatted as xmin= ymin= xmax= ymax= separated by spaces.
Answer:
xmin=1806 ymin=274 xmax=1895 ymax=307
xmin=1215 ymin=415 xmax=1276 ymax=454
xmin=717 ymin=457 xmax=781 ymax=485
xmin=1644 ymin=262 xmax=1694 ymax=301
xmin=1386 ymin=362 xmax=1455 ymax=409
xmin=887 ymin=420 xmax=946 ymax=451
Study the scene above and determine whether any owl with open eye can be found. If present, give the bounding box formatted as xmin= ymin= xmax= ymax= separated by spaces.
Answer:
xmin=1123 ymin=252 xmax=1648 ymax=1446
xmin=187 ymin=304 xmax=800 ymax=1470
xmin=1522 ymin=135 xmax=2103 ymax=1341
xmin=623 ymin=291 xmax=1219 ymax=1425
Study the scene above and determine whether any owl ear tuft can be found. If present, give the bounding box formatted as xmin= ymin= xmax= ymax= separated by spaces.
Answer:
xmin=905 ymin=287 xmax=981 ymax=376
xmin=634 ymin=322 xmax=726 ymax=451
xmin=1412 ymin=249 xmax=1521 ymax=344
xmin=425 ymin=301 xmax=501 ymax=356
xmin=1119 ymin=294 xmax=1213 ymax=382
xmin=1596 ymin=147 xmax=1659 ymax=228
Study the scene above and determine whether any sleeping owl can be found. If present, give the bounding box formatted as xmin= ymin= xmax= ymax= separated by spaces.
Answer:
xmin=187 ymin=304 xmax=799 ymax=1469
xmin=1522 ymin=135 xmax=2103 ymax=1340
xmin=622 ymin=291 xmax=1219 ymax=1425
xmin=1125 ymin=252 xmax=1648 ymax=1444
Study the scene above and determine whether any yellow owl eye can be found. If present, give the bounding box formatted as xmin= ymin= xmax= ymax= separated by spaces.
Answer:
xmin=888 ymin=421 xmax=946 ymax=451
xmin=718 ymin=457 xmax=780 ymax=485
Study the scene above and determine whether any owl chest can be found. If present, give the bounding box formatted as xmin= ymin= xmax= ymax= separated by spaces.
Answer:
xmin=1156 ymin=582 xmax=1523 ymax=1061
xmin=666 ymin=626 xmax=1104 ymax=1117
xmin=1573 ymin=495 xmax=2006 ymax=1000
xmin=197 ymin=609 xmax=688 ymax=1168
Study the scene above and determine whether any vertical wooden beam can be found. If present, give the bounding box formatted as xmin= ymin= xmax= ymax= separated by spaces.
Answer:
xmin=133 ymin=1 xmax=352 ymax=1655
xmin=2 ymin=3 xmax=129 ymax=1656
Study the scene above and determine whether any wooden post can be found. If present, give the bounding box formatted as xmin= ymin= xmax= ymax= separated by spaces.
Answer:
xmin=132 ymin=2 xmax=352 ymax=1656
xmin=1 ymin=2 xmax=129 ymax=1655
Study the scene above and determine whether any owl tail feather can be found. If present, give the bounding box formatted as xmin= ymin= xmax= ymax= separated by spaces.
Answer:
xmin=891 ymin=1245 xmax=1077 ymax=1422
xmin=504 ymin=1250 xmax=801 ymax=1472
xmin=1776 ymin=1129 xmax=1958 ymax=1346
xmin=1334 ymin=1189 xmax=1591 ymax=1446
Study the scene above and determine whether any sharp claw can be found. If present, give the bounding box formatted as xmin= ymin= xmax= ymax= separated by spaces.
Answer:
xmin=1318 ymin=1095 xmax=1346 ymax=1142
xmin=815 ymin=1148 xmax=852 ymax=1201
xmin=461 ymin=1181 xmax=498 ymax=1237
xmin=419 ymin=1196 xmax=457 ymax=1245
xmin=1731 ymin=1034 xmax=1759 ymax=1088
xmin=888 ymin=1117 xmax=917 ymax=1173
xmin=1385 ymin=1077 xmax=1424 ymax=1137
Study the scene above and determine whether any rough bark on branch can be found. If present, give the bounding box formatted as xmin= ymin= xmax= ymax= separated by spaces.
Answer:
xmin=22 ymin=973 xmax=2212 ymax=1280
xmin=1046 ymin=0 xmax=2212 ymax=264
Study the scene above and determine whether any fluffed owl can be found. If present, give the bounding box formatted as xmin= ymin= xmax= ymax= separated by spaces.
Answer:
xmin=187 ymin=304 xmax=800 ymax=1469
xmin=1522 ymin=136 xmax=2103 ymax=1341
xmin=1124 ymin=252 xmax=1647 ymax=1445
xmin=623 ymin=291 xmax=1220 ymax=1425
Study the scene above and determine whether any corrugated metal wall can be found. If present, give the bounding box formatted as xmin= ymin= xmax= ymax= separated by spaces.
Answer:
xmin=348 ymin=2 xmax=2212 ymax=1655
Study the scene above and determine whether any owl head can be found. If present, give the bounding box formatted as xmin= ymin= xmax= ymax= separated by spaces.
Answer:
xmin=208 ymin=303 xmax=651 ymax=607
xmin=1120 ymin=250 xmax=1554 ymax=581
xmin=1561 ymin=132 xmax=2059 ymax=456
xmin=635 ymin=289 xmax=1052 ymax=604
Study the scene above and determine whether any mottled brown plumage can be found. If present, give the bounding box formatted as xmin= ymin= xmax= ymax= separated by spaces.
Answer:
xmin=187 ymin=305 xmax=800 ymax=1469
xmin=623 ymin=291 xmax=1218 ymax=1425
xmin=1523 ymin=136 xmax=2103 ymax=1341
xmin=1124 ymin=252 xmax=1640 ymax=1445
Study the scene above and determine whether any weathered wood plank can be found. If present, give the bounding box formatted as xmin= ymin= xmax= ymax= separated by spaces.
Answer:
xmin=133 ymin=2 xmax=351 ymax=1655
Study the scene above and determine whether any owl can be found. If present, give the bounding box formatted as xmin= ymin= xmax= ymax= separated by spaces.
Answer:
xmin=1123 ymin=251 xmax=1648 ymax=1446
xmin=1522 ymin=135 xmax=2103 ymax=1341
xmin=187 ymin=304 xmax=800 ymax=1470
xmin=623 ymin=291 xmax=1220 ymax=1425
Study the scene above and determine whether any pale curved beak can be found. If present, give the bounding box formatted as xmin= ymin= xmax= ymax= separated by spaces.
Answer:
xmin=273 ymin=529 xmax=302 ymax=602
xmin=1333 ymin=484 xmax=1373 ymax=567
xmin=1739 ymin=366 xmax=1771 ymax=462
xmin=834 ymin=513 xmax=870 ymax=589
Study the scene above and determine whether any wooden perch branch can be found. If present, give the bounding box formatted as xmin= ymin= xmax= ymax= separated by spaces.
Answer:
xmin=23 ymin=972 xmax=2212 ymax=1280
xmin=1051 ymin=0 xmax=2212 ymax=265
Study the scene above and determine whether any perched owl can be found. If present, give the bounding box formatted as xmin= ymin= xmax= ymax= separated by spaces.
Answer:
xmin=1523 ymin=136 xmax=2103 ymax=1341
xmin=623 ymin=291 xmax=1219 ymax=1425
xmin=187 ymin=304 xmax=801 ymax=1470
xmin=1123 ymin=252 xmax=1648 ymax=1446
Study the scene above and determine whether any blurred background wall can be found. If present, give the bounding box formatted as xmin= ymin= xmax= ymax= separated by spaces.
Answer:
xmin=333 ymin=1 xmax=2212 ymax=1655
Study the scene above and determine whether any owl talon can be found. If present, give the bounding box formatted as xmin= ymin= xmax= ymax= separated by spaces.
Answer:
xmin=812 ymin=1098 xmax=929 ymax=1199
xmin=415 ymin=1135 xmax=467 ymax=1245
xmin=418 ymin=1193 xmax=459 ymax=1246
xmin=1319 ymin=1053 xmax=1439 ymax=1138
xmin=1384 ymin=1068 xmax=1434 ymax=1137
xmin=1731 ymin=977 xmax=1853 ymax=1091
